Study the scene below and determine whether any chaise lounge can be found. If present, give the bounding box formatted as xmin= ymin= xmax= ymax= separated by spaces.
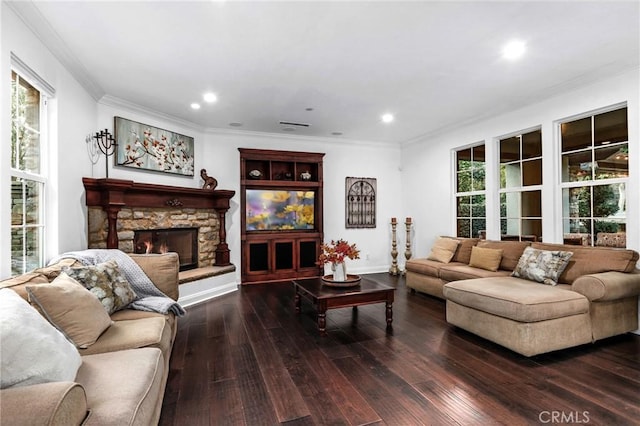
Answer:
xmin=406 ymin=238 xmax=640 ymax=356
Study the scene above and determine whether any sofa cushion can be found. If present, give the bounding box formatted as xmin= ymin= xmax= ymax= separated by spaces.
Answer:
xmin=427 ymin=237 xmax=460 ymax=263
xmin=468 ymin=246 xmax=503 ymax=272
xmin=532 ymin=242 xmax=639 ymax=284
xmin=78 ymin=317 xmax=171 ymax=356
xmin=129 ymin=253 xmax=180 ymax=301
xmin=64 ymin=260 xmax=138 ymax=314
xmin=0 ymin=289 xmax=82 ymax=389
xmin=76 ymin=348 xmax=164 ymax=426
xmin=439 ymin=264 xmax=511 ymax=282
xmin=477 ymin=240 xmax=531 ymax=271
xmin=405 ymin=258 xmax=465 ymax=278
xmin=512 ymin=247 xmax=573 ymax=286
xmin=26 ymin=273 xmax=113 ymax=348
xmin=450 ymin=237 xmax=480 ymax=264
xmin=443 ymin=277 xmax=589 ymax=322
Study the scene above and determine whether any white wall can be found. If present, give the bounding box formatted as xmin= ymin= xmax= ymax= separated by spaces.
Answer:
xmin=96 ymin=98 xmax=403 ymax=282
xmin=1 ymin=3 xmax=97 ymax=278
xmin=402 ymin=69 xmax=639 ymax=258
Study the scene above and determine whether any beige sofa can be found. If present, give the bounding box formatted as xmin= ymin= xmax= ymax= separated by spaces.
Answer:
xmin=0 ymin=252 xmax=180 ymax=425
xmin=406 ymin=238 xmax=640 ymax=356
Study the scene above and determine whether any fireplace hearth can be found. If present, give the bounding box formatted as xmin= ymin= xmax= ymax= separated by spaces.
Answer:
xmin=134 ymin=228 xmax=198 ymax=271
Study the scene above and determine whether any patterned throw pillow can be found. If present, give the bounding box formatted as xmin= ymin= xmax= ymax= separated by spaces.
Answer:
xmin=64 ymin=260 xmax=137 ymax=314
xmin=511 ymin=247 xmax=573 ymax=286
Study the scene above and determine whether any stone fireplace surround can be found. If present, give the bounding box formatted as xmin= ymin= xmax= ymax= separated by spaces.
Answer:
xmin=82 ymin=178 xmax=235 ymax=279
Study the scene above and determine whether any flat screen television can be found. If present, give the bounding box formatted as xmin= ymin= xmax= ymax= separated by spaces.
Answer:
xmin=246 ymin=189 xmax=315 ymax=231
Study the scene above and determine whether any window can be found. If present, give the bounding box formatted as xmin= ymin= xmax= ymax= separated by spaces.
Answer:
xmin=499 ymin=129 xmax=543 ymax=241
xmin=560 ymin=106 xmax=628 ymax=247
xmin=10 ymin=70 xmax=47 ymax=275
xmin=455 ymin=144 xmax=486 ymax=238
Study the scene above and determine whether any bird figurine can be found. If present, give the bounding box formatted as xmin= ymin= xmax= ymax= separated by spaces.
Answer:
xmin=200 ymin=169 xmax=218 ymax=190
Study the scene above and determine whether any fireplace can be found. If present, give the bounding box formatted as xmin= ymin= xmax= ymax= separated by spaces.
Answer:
xmin=134 ymin=228 xmax=198 ymax=271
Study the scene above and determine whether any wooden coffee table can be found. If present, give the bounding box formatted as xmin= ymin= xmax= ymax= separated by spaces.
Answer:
xmin=293 ymin=276 xmax=395 ymax=335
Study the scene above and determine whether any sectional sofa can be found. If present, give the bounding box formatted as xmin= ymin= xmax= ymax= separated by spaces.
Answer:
xmin=0 ymin=252 xmax=181 ymax=425
xmin=406 ymin=238 xmax=640 ymax=356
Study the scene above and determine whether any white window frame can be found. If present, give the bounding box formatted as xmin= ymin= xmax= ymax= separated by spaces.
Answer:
xmin=9 ymin=55 xmax=55 ymax=275
xmin=498 ymin=127 xmax=543 ymax=242
xmin=558 ymin=103 xmax=628 ymax=247
xmin=454 ymin=142 xmax=487 ymax=239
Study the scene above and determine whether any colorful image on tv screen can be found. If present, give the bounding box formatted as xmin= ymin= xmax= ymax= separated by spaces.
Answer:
xmin=246 ymin=190 xmax=315 ymax=230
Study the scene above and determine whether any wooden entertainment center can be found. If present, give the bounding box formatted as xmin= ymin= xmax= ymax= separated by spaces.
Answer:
xmin=239 ymin=148 xmax=324 ymax=284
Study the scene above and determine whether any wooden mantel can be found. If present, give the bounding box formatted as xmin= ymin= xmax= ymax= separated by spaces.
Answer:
xmin=82 ymin=177 xmax=235 ymax=266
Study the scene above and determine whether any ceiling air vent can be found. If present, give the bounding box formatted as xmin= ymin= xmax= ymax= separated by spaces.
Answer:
xmin=279 ymin=121 xmax=311 ymax=127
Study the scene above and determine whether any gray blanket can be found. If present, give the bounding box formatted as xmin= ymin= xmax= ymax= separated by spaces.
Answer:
xmin=49 ymin=249 xmax=185 ymax=317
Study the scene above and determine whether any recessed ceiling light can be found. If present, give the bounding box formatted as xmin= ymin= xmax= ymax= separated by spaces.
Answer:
xmin=203 ymin=92 xmax=217 ymax=103
xmin=381 ymin=113 xmax=394 ymax=123
xmin=305 ymin=107 xmax=314 ymax=111
xmin=190 ymin=103 xmax=201 ymax=110
xmin=502 ymin=40 xmax=526 ymax=60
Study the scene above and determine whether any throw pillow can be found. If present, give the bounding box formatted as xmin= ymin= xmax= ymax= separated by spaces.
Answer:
xmin=468 ymin=246 xmax=503 ymax=272
xmin=0 ymin=288 xmax=82 ymax=389
xmin=511 ymin=247 xmax=574 ymax=285
xmin=64 ymin=260 xmax=137 ymax=314
xmin=427 ymin=237 xmax=460 ymax=264
xmin=26 ymin=273 xmax=113 ymax=349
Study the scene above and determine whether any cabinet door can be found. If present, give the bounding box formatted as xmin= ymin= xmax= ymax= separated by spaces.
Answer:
xmin=298 ymin=239 xmax=318 ymax=269
xmin=246 ymin=241 xmax=269 ymax=274
xmin=273 ymin=240 xmax=295 ymax=271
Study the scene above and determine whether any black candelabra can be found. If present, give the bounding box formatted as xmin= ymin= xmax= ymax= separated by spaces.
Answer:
xmin=93 ymin=129 xmax=116 ymax=178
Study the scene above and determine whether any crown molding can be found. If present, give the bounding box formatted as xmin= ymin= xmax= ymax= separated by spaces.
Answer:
xmin=6 ymin=0 xmax=104 ymax=100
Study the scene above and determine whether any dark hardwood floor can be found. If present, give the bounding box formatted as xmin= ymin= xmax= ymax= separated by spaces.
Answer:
xmin=159 ymin=273 xmax=640 ymax=425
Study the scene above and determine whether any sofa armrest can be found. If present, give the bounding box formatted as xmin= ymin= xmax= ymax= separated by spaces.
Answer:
xmin=128 ymin=252 xmax=180 ymax=300
xmin=571 ymin=271 xmax=640 ymax=302
xmin=0 ymin=382 xmax=88 ymax=425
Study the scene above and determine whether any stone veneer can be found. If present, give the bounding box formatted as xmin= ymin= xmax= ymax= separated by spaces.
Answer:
xmin=87 ymin=206 xmax=220 ymax=268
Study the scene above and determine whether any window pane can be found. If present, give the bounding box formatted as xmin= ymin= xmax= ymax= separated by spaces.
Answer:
xmin=565 ymin=218 xmax=592 ymax=235
xmin=457 ymin=148 xmax=471 ymax=171
xmin=500 ymin=136 xmax=520 ymax=164
xmin=522 ymin=159 xmax=542 ymax=186
xmin=561 ymin=150 xmax=592 ymax=182
xmin=457 ymin=219 xmax=471 ymax=238
xmin=471 ymin=195 xmax=485 ymax=217
xmin=501 ymin=192 xmax=519 ymax=218
xmin=11 ymin=72 xmax=41 ymax=174
xmin=594 ymin=107 xmax=627 ymax=146
xmin=521 ymin=190 xmax=542 ymax=217
xmin=561 ymin=117 xmax=591 ymax=152
xmin=457 ymin=196 xmax=470 ymax=217
xmin=25 ymin=227 xmax=42 ymax=272
xmin=471 ymin=167 xmax=485 ymax=191
xmin=563 ymin=187 xmax=591 ymax=218
xmin=472 ymin=145 xmax=485 ymax=164
xmin=592 ymin=184 xmax=622 ymax=218
xmin=502 ymin=218 xmax=519 ymax=237
xmin=522 ymin=130 xmax=542 ymax=159
xmin=11 ymin=228 xmax=25 ymax=276
xmin=24 ymin=179 xmax=41 ymax=224
xmin=594 ymin=144 xmax=628 ymax=180
xmin=471 ymin=219 xmax=485 ymax=239
xmin=457 ymin=171 xmax=471 ymax=192
xmin=501 ymin=163 xmax=521 ymax=189
xmin=11 ymin=177 xmax=24 ymax=226
xmin=522 ymin=219 xmax=542 ymax=240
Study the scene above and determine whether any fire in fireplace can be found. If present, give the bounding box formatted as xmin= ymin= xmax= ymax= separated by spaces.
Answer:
xmin=133 ymin=228 xmax=198 ymax=271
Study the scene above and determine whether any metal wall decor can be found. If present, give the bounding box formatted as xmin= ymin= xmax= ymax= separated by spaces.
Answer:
xmin=114 ymin=117 xmax=195 ymax=176
xmin=345 ymin=177 xmax=376 ymax=228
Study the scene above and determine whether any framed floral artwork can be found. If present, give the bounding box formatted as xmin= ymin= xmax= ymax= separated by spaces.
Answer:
xmin=114 ymin=117 xmax=195 ymax=176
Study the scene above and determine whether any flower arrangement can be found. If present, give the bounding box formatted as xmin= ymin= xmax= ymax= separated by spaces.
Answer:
xmin=318 ymin=239 xmax=360 ymax=265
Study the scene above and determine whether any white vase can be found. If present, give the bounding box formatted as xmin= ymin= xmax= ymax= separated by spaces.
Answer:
xmin=332 ymin=262 xmax=347 ymax=281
